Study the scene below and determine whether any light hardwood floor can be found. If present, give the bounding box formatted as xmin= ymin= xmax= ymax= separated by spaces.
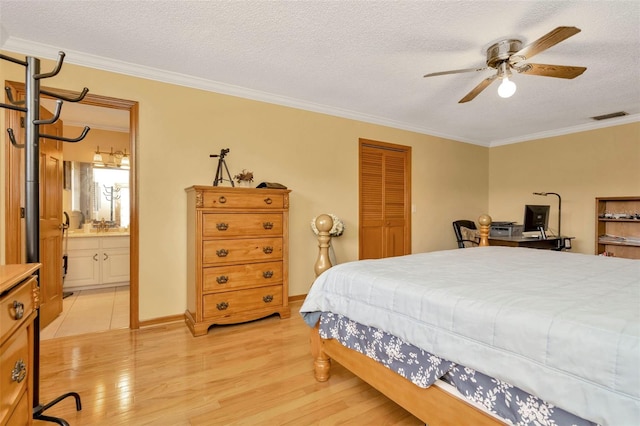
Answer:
xmin=34 ymin=300 xmax=422 ymax=425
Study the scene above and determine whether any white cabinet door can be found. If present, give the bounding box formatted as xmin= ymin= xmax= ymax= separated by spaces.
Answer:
xmin=64 ymin=249 xmax=100 ymax=288
xmin=64 ymin=237 xmax=101 ymax=289
xmin=101 ymin=236 xmax=130 ymax=284
xmin=102 ymin=247 xmax=130 ymax=284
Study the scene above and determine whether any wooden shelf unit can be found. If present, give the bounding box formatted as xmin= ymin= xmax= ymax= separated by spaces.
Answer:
xmin=595 ymin=196 xmax=640 ymax=259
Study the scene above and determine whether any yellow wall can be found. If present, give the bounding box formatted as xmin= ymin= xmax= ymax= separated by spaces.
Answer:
xmin=488 ymin=123 xmax=640 ymax=253
xmin=1 ymin=53 xmax=488 ymax=321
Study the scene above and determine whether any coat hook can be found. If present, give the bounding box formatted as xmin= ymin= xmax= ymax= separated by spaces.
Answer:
xmin=7 ymin=128 xmax=25 ymax=148
xmin=0 ymin=101 xmax=27 ymax=113
xmin=40 ymin=126 xmax=90 ymax=143
xmin=34 ymin=100 xmax=62 ymax=125
xmin=35 ymin=51 xmax=65 ymax=80
xmin=0 ymin=53 xmax=27 ymax=67
xmin=0 ymin=86 xmax=27 ymax=112
xmin=4 ymin=86 xmax=25 ymax=106
xmin=41 ymin=87 xmax=89 ymax=103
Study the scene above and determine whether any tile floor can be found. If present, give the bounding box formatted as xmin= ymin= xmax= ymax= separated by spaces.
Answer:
xmin=41 ymin=285 xmax=129 ymax=340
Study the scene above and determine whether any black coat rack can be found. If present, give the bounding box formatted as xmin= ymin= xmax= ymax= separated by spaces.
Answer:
xmin=1 ymin=51 xmax=90 ymax=425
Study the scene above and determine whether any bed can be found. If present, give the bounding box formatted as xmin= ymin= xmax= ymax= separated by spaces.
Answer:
xmin=300 ymin=215 xmax=639 ymax=426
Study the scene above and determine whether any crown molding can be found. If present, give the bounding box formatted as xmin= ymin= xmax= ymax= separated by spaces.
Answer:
xmin=489 ymin=113 xmax=640 ymax=147
xmin=3 ymin=36 xmax=633 ymax=149
xmin=0 ymin=24 xmax=7 ymax=47
xmin=3 ymin=37 xmax=479 ymax=145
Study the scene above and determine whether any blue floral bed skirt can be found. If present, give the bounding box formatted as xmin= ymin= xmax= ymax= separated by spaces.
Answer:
xmin=318 ymin=312 xmax=597 ymax=426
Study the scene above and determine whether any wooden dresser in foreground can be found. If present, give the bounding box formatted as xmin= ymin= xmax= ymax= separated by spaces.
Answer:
xmin=1 ymin=263 xmax=39 ymax=425
xmin=185 ymin=186 xmax=291 ymax=336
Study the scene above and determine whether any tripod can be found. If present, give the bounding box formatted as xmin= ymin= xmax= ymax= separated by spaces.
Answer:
xmin=210 ymin=148 xmax=234 ymax=187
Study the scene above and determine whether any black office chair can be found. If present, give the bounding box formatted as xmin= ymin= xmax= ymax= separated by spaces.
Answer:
xmin=452 ymin=220 xmax=480 ymax=248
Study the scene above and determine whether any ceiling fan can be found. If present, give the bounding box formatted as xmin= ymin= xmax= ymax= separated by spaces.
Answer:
xmin=424 ymin=26 xmax=586 ymax=103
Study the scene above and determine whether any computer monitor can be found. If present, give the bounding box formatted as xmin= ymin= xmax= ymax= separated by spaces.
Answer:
xmin=524 ymin=205 xmax=550 ymax=233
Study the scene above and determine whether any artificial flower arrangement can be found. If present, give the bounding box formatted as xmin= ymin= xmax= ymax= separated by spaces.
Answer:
xmin=233 ymin=169 xmax=254 ymax=184
xmin=310 ymin=213 xmax=345 ymax=237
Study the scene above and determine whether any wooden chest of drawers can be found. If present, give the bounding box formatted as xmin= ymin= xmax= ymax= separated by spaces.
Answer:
xmin=1 ymin=263 xmax=39 ymax=426
xmin=185 ymin=186 xmax=291 ymax=336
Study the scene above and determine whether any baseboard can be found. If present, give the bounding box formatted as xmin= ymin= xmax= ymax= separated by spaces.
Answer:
xmin=289 ymin=294 xmax=307 ymax=302
xmin=139 ymin=314 xmax=184 ymax=328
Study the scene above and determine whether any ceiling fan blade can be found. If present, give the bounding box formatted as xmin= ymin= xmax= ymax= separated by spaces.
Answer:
xmin=424 ymin=67 xmax=487 ymax=78
xmin=516 ymin=63 xmax=586 ymax=79
xmin=459 ymin=75 xmax=497 ymax=103
xmin=510 ymin=26 xmax=581 ymax=63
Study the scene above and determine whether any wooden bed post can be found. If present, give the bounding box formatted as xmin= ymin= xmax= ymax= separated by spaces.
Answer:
xmin=478 ymin=214 xmax=492 ymax=247
xmin=310 ymin=323 xmax=331 ymax=381
xmin=311 ymin=214 xmax=334 ymax=382
xmin=314 ymin=214 xmax=333 ymax=277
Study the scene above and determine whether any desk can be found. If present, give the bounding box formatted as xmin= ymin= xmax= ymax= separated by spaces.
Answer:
xmin=489 ymin=236 xmax=573 ymax=250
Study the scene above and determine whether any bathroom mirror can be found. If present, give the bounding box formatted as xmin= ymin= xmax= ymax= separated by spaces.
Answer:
xmin=66 ymin=161 xmax=130 ymax=229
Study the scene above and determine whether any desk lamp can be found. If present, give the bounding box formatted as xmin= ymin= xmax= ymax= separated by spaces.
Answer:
xmin=533 ymin=192 xmax=561 ymax=237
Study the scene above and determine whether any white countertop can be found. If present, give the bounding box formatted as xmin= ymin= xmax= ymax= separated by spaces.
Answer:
xmin=68 ymin=231 xmax=130 ymax=238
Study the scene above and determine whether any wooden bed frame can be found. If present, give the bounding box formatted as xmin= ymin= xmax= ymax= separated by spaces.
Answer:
xmin=309 ymin=214 xmax=503 ymax=425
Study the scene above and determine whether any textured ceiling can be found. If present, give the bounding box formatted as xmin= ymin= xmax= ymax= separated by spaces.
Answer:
xmin=1 ymin=1 xmax=639 ymax=146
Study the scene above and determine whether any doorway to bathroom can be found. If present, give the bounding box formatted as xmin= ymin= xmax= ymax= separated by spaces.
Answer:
xmin=3 ymin=80 xmax=140 ymax=335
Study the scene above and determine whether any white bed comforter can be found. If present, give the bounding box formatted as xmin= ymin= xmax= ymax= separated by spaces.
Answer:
xmin=300 ymin=247 xmax=640 ymax=425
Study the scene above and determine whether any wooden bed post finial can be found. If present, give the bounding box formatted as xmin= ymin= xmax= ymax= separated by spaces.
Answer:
xmin=478 ymin=214 xmax=492 ymax=247
xmin=314 ymin=214 xmax=333 ymax=277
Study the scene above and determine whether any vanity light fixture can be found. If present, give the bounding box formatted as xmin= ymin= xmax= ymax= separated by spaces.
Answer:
xmin=93 ymin=146 xmax=130 ymax=168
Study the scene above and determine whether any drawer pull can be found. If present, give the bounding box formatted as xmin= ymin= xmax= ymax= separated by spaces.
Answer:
xmin=104 ymin=253 xmax=109 ymax=261
xmin=218 ymin=196 xmax=227 ymax=204
xmin=263 ymin=295 xmax=274 ymax=303
xmin=216 ymin=302 xmax=229 ymax=311
xmin=264 ymin=197 xmax=273 ymax=205
xmin=93 ymin=253 xmax=98 ymax=261
xmin=216 ymin=275 xmax=228 ymax=284
xmin=263 ymin=222 xmax=274 ymax=230
xmin=13 ymin=301 xmax=24 ymax=320
xmin=263 ymin=270 xmax=274 ymax=279
xmin=216 ymin=249 xmax=229 ymax=257
xmin=11 ymin=359 xmax=27 ymax=383
xmin=263 ymin=246 xmax=273 ymax=254
xmin=216 ymin=223 xmax=229 ymax=231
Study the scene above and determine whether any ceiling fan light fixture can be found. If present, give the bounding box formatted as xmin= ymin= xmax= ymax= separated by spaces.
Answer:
xmin=498 ymin=77 xmax=517 ymax=98
xmin=497 ymin=61 xmax=516 ymax=98
xmin=423 ymin=27 xmax=585 ymax=103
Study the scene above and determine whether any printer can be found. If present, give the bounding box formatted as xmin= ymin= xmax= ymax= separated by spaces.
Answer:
xmin=490 ymin=221 xmax=524 ymax=237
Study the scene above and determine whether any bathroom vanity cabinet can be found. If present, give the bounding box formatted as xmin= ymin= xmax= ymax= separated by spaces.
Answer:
xmin=63 ymin=234 xmax=130 ymax=289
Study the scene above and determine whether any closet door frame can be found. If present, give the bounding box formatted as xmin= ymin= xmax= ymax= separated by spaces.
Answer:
xmin=358 ymin=138 xmax=411 ymax=259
